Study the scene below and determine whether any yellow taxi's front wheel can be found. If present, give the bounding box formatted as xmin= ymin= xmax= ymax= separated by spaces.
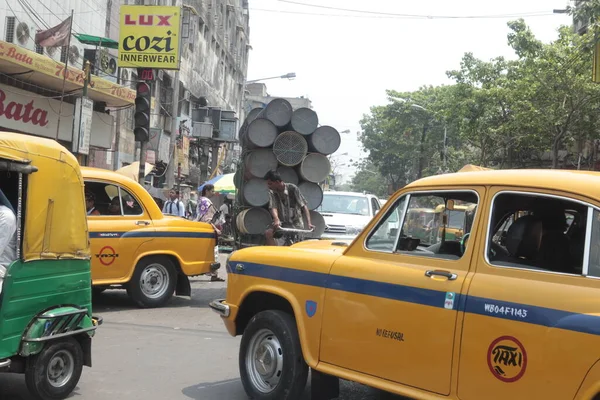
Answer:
xmin=127 ymin=256 xmax=177 ymax=308
xmin=239 ymin=310 xmax=308 ymax=400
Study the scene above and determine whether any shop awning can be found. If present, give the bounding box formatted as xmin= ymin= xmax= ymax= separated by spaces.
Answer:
xmin=0 ymin=40 xmax=134 ymax=107
xmin=74 ymin=34 xmax=119 ymax=49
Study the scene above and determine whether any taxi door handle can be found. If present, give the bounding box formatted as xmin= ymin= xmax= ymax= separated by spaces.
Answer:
xmin=425 ymin=270 xmax=457 ymax=280
xmin=135 ymin=221 xmax=150 ymax=226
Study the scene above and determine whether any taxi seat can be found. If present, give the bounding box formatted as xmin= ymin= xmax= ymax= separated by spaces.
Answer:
xmin=530 ymin=205 xmax=572 ymax=274
xmin=497 ymin=215 xmax=543 ymax=267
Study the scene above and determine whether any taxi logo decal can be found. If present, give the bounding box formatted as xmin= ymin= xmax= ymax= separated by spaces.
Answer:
xmin=96 ymin=246 xmax=119 ymax=266
xmin=305 ymin=300 xmax=317 ymax=318
xmin=487 ymin=336 xmax=527 ymax=383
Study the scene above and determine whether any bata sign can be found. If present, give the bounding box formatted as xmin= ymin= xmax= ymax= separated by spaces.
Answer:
xmin=0 ymin=83 xmax=112 ymax=148
xmin=118 ymin=5 xmax=181 ymax=70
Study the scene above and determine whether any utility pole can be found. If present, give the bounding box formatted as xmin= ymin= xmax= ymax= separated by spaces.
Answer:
xmin=210 ymin=142 xmax=220 ymax=179
xmin=166 ymin=70 xmax=180 ymax=189
xmin=176 ymin=119 xmax=184 ymax=193
xmin=113 ymin=68 xmax=122 ymax=170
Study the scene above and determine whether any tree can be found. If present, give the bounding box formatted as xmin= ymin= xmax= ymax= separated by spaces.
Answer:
xmin=350 ymin=160 xmax=389 ymax=198
xmin=359 ymin=18 xmax=600 ymax=177
xmin=505 ymin=20 xmax=600 ymax=168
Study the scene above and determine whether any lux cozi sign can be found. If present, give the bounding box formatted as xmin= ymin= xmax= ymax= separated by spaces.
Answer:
xmin=118 ymin=5 xmax=181 ymax=70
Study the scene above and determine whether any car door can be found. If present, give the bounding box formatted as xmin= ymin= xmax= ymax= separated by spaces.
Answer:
xmin=457 ymin=187 xmax=600 ymax=400
xmin=85 ymin=180 xmax=155 ymax=284
xmin=319 ymin=187 xmax=484 ymax=395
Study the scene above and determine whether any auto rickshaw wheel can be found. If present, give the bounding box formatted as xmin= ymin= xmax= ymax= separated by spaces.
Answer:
xmin=25 ymin=337 xmax=84 ymax=400
xmin=127 ymin=255 xmax=177 ymax=308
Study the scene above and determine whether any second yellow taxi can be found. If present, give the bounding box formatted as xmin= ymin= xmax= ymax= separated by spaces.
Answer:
xmin=82 ymin=167 xmax=220 ymax=308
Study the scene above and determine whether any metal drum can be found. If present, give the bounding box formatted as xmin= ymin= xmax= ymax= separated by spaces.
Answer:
xmin=308 ymin=125 xmax=341 ymax=155
xmin=303 ymin=210 xmax=326 ymax=239
xmin=242 ymin=178 xmax=270 ymax=207
xmin=298 ymin=181 xmax=323 ymax=210
xmin=244 ymin=149 xmax=278 ymax=179
xmin=291 ymin=107 xmax=318 ymax=136
xmin=236 ymin=207 xmax=273 ymax=235
xmin=238 ymin=107 xmax=263 ymax=141
xmin=273 ymin=131 xmax=308 ymax=167
xmin=243 ymin=118 xmax=278 ymax=149
xmin=264 ymin=98 xmax=293 ymax=129
xmin=298 ymin=153 xmax=331 ymax=183
xmin=277 ymin=165 xmax=299 ymax=185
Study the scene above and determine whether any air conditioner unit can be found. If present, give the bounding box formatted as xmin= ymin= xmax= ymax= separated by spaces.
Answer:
xmin=193 ymin=121 xmax=213 ymax=138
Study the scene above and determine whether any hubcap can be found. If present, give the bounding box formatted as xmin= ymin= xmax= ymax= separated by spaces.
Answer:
xmin=245 ymin=329 xmax=284 ymax=393
xmin=47 ymin=350 xmax=74 ymax=388
xmin=139 ymin=263 xmax=170 ymax=299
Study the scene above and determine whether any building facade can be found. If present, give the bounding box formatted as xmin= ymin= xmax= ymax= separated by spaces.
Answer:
xmin=245 ymin=82 xmax=312 ymax=112
xmin=0 ymin=0 xmax=250 ymax=186
xmin=0 ymin=0 xmax=133 ymax=166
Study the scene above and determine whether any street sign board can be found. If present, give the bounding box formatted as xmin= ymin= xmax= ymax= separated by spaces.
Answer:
xmin=118 ymin=5 xmax=181 ymax=70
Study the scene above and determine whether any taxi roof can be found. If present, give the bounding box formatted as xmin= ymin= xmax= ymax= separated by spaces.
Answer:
xmin=407 ymin=169 xmax=600 ymax=200
xmin=81 ymin=166 xmax=139 ymax=185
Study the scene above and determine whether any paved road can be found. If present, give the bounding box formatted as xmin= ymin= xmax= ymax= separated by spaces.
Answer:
xmin=0 ymin=255 xmax=405 ymax=400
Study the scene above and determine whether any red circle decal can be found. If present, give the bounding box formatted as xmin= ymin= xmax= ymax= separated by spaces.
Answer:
xmin=487 ymin=335 xmax=527 ymax=383
xmin=97 ymin=246 xmax=118 ymax=266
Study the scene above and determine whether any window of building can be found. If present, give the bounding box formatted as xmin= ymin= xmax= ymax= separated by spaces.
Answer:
xmin=5 ymin=16 xmax=16 ymax=43
xmin=487 ymin=192 xmax=589 ymax=276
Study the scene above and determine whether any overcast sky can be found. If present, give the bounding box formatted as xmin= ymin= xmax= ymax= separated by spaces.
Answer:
xmin=245 ymin=0 xmax=574 ymax=183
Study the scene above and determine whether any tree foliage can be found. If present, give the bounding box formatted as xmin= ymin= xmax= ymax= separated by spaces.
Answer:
xmin=358 ymin=19 xmax=600 ymax=188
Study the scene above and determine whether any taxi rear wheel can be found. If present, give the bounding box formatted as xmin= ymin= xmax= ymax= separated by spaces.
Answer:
xmin=127 ymin=256 xmax=177 ymax=308
xmin=239 ymin=310 xmax=308 ymax=400
xmin=24 ymin=337 xmax=84 ymax=400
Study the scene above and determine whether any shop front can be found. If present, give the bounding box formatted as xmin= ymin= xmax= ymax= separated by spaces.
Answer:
xmin=0 ymin=40 xmax=135 ymax=162
xmin=0 ymin=83 xmax=113 ymax=151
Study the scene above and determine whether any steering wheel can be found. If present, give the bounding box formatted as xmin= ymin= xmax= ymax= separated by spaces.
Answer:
xmin=460 ymin=232 xmax=471 ymax=255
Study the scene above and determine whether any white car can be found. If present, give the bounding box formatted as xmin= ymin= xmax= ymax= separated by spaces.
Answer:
xmin=317 ymin=191 xmax=381 ymax=241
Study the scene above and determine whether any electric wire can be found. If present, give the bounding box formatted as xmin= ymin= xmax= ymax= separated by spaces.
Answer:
xmin=276 ymin=0 xmax=557 ymax=19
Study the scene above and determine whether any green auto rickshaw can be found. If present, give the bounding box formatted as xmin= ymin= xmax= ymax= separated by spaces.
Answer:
xmin=0 ymin=132 xmax=101 ymax=399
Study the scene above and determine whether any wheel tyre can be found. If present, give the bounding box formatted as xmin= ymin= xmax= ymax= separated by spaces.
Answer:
xmin=127 ymin=256 xmax=177 ymax=308
xmin=91 ymin=287 xmax=106 ymax=297
xmin=25 ymin=337 xmax=84 ymax=400
xmin=239 ymin=310 xmax=308 ymax=400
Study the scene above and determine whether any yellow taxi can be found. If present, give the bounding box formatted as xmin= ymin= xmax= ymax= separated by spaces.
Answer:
xmin=210 ymin=169 xmax=600 ymax=400
xmin=82 ymin=167 xmax=220 ymax=308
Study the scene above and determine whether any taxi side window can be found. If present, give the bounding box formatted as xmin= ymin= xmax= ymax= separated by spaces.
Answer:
xmin=119 ymin=187 xmax=143 ymax=216
xmin=487 ymin=192 xmax=588 ymax=275
xmin=366 ymin=196 xmax=407 ymax=252
xmin=83 ymin=181 xmax=143 ymax=216
xmin=366 ymin=190 xmax=478 ymax=260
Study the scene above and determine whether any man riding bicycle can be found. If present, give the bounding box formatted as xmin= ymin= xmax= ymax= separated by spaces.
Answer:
xmin=264 ymin=170 xmax=314 ymax=246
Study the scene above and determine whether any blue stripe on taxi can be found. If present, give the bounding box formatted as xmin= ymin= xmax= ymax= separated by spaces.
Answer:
xmin=228 ymin=261 xmax=600 ymax=336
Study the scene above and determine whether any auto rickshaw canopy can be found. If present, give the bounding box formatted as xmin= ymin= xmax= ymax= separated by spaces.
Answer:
xmin=0 ymin=132 xmax=90 ymax=261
